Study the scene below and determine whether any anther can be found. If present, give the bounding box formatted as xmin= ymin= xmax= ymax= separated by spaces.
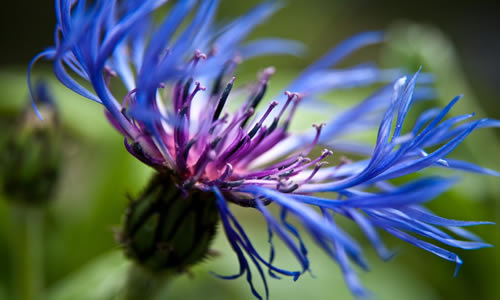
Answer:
xmin=241 ymin=68 xmax=275 ymax=127
xmin=191 ymin=50 xmax=207 ymax=68
xmin=259 ymin=67 xmax=276 ymax=82
xmin=213 ymin=77 xmax=235 ymax=122
xmin=248 ymin=101 xmax=278 ymax=138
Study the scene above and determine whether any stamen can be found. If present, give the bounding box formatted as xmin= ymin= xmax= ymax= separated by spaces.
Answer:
xmin=269 ymin=91 xmax=296 ymax=132
xmin=278 ymin=91 xmax=296 ymax=120
xmin=211 ymin=62 xmax=230 ymax=97
xmin=174 ymin=110 xmax=189 ymax=168
xmin=274 ymin=156 xmax=309 ymax=178
xmin=158 ymin=48 xmax=171 ymax=65
xmin=289 ymin=149 xmax=333 ymax=177
xmin=182 ymin=78 xmax=193 ymax=105
xmin=189 ymin=81 xmax=206 ymax=101
xmin=248 ymin=101 xmax=278 ymax=138
xmin=298 ymin=162 xmax=328 ymax=187
xmin=208 ymin=45 xmax=218 ymax=58
xmin=150 ymin=134 xmax=177 ymax=170
xmin=242 ymin=155 xmax=299 ymax=179
xmin=216 ymin=109 xmax=255 ymax=143
xmin=276 ymin=157 xmax=301 ymax=170
xmin=182 ymin=138 xmax=197 ymax=161
xmin=191 ymin=49 xmax=207 ymax=69
xmin=210 ymin=56 xmax=239 ymax=97
xmin=277 ymin=178 xmax=299 ymax=193
xmin=222 ymin=135 xmax=251 ymax=164
xmin=283 ymin=92 xmax=303 ymax=130
xmin=213 ymin=77 xmax=235 ymax=122
xmin=192 ymin=148 xmax=215 ymax=182
xmin=237 ymin=129 xmax=289 ymax=167
xmin=210 ymin=136 xmax=223 ymax=149
xmin=209 ymin=113 xmax=229 ymax=134
xmin=235 ymin=126 xmax=268 ymax=164
xmin=302 ymin=123 xmax=326 ymax=156
xmin=217 ymin=163 xmax=233 ymax=182
xmin=175 ymin=80 xmax=206 ymax=168
xmin=173 ymin=80 xmax=184 ymax=113
xmin=249 ymin=155 xmax=301 ymax=178
xmin=120 ymin=89 xmax=138 ymax=121
xmin=241 ymin=179 xmax=280 ymax=186
xmin=185 ymin=81 xmax=205 ymax=119
xmin=220 ymin=180 xmax=245 ymax=188
xmin=241 ymin=67 xmax=275 ymax=127
xmin=279 ymin=169 xmax=295 ymax=178
xmin=259 ymin=66 xmax=276 ymax=83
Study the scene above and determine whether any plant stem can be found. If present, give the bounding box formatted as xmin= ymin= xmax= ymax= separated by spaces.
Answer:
xmin=11 ymin=205 xmax=44 ymax=300
xmin=122 ymin=264 xmax=173 ymax=300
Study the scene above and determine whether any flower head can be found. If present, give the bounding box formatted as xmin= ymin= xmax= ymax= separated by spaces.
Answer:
xmin=29 ymin=0 xmax=499 ymax=299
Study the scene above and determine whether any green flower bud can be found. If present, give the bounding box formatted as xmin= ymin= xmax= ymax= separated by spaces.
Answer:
xmin=119 ymin=172 xmax=219 ymax=273
xmin=0 ymin=82 xmax=61 ymax=205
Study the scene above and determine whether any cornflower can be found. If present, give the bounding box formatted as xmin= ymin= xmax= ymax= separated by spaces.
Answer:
xmin=29 ymin=0 xmax=499 ymax=299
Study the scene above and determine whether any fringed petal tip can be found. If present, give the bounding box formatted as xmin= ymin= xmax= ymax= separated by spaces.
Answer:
xmin=453 ymin=256 xmax=463 ymax=277
xmin=212 ymin=186 xmax=308 ymax=300
xmin=27 ymin=49 xmax=56 ymax=121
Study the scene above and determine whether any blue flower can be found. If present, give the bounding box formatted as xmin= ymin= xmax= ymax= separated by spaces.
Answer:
xmin=29 ymin=1 xmax=499 ymax=299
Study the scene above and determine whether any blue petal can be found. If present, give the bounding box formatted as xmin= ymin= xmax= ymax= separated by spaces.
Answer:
xmin=138 ymin=0 xmax=196 ymax=90
xmin=342 ymin=177 xmax=457 ymax=207
xmin=322 ymin=209 xmax=370 ymax=299
xmin=239 ymin=38 xmax=306 ymax=59
xmin=212 ymin=187 xmax=267 ymax=299
xmin=214 ymin=1 xmax=281 ymax=55
xmin=27 ymin=49 xmax=57 ymax=120
xmin=98 ymin=0 xmax=168 ymax=68
xmin=392 ymin=69 xmax=420 ymax=140
xmin=400 ymin=207 xmax=495 ymax=227
xmin=280 ymin=208 xmax=310 ymax=275
xmin=381 ymin=227 xmax=463 ymax=276
xmin=288 ymin=31 xmax=384 ymax=92
xmin=367 ymin=210 xmax=492 ymax=250
xmin=212 ymin=187 xmax=302 ymax=300
xmin=371 ymin=121 xmax=482 ymax=182
xmin=295 ymin=65 xmax=384 ymax=96
xmin=344 ymin=208 xmax=393 ymax=260
xmin=53 ymin=59 xmax=101 ymax=103
xmin=422 ymin=119 xmax=500 ymax=148
xmin=242 ymin=186 xmax=368 ymax=270
xmin=255 ymin=199 xmax=310 ymax=273
xmin=447 ymin=227 xmax=485 ymax=242
xmin=320 ymin=80 xmax=397 ymax=142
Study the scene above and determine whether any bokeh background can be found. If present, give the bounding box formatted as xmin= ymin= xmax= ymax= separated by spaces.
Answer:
xmin=1 ymin=1 xmax=499 ymax=300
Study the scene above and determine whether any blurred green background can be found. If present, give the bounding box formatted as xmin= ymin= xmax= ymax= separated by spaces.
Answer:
xmin=0 ymin=1 xmax=499 ymax=300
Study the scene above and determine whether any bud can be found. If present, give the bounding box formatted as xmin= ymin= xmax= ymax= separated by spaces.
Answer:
xmin=119 ymin=172 xmax=219 ymax=273
xmin=0 ymin=81 xmax=61 ymax=205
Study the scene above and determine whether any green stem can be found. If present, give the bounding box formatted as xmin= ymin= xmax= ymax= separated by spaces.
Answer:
xmin=11 ymin=205 xmax=44 ymax=300
xmin=122 ymin=264 xmax=173 ymax=300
